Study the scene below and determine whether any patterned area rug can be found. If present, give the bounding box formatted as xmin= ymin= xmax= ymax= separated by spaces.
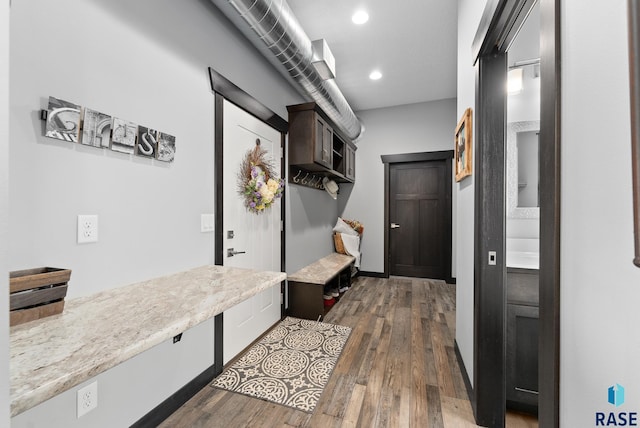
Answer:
xmin=212 ymin=316 xmax=351 ymax=413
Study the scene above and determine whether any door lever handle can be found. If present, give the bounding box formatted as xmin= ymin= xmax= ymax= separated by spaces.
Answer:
xmin=390 ymin=223 xmax=400 ymax=229
xmin=227 ymin=248 xmax=246 ymax=257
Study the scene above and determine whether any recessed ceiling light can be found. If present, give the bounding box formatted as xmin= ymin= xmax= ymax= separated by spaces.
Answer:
xmin=369 ymin=70 xmax=382 ymax=80
xmin=352 ymin=10 xmax=369 ymax=25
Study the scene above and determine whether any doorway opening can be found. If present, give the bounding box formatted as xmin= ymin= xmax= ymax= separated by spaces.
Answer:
xmin=470 ymin=0 xmax=560 ymax=427
xmin=209 ymin=67 xmax=289 ymax=375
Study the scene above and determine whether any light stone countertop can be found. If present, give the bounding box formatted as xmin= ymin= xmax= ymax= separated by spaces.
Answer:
xmin=287 ymin=253 xmax=355 ymax=285
xmin=9 ymin=265 xmax=286 ymax=417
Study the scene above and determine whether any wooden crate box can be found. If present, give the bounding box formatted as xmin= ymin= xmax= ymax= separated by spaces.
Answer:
xmin=9 ymin=267 xmax=71 ymax=326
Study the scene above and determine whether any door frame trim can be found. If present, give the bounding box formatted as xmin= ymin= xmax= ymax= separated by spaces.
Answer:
xmin=210 ymin=68 xmax=288 ymax=268
xmin=134 ymin=69 xmax=289 ymax=426
xmin=209 ymin=68 xmax=288 ymax=134
xmin=209 ymin=67 xmax=288 ymax=271
xmin=209 ymin=67 xmax=289 ymax=368
xmin=381 ymin=150 xmax=454 ymax=282
xmin=471 ymin=0 xmax=561 ymax=426
xmin=473 ymin=50 xmax=508 ymax=427
xmin=538 ymin=0 xmax=561 ymax=425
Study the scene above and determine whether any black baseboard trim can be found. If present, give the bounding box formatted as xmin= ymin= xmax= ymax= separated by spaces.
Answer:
xmin=131 ymin=364 xmax=217 ymax=428
xmin=357 ymin=271 xmax=387 ymax=278
xmin=454 ymin=340 xmax=475 ymax=412
xmin=356 ymin=271 xmax=455 ymax=283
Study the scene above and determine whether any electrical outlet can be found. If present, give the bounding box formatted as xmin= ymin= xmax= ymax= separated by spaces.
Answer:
xmin=78 ymin=215 xmax=98 ymax=244
xmin=77 ymin=381 xmax=98 ymax=418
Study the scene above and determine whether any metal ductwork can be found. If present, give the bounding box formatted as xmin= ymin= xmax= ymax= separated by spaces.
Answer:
xmin=210 ymin=0 xmax=364 ymax=141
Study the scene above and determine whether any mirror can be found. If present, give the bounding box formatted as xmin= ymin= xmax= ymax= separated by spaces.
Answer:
xmin=507 ymin=121 xmax=540 ymax=218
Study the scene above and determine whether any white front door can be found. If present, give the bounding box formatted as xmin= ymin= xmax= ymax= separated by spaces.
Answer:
xmin=222 ymin=100 xmax=282 ymax=364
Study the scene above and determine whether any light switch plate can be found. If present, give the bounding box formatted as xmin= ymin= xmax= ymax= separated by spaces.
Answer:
xmin=488 ymin=251 xmax=497 ymax=266
xmin=201 ymin=214 xmax=214 ymax=233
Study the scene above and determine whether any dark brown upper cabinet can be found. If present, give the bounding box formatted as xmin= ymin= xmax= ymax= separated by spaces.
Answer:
xmin=315 ymin=114 xmax=333 ymax=169
xmin=344 ymin=143 xmax=356 ymax=181
xmin=287 ymin=102 xmax=356 ymax=184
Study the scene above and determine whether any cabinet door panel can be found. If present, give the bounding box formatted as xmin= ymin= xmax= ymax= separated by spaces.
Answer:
xmin=345 ymin=145 xmax=356 ymax=180
xmin=506 ymin=303 xmax=539 ymax=411
xmin=314 ymin=116 xmax=324 ymax=164
xmin=314 ymin=116 xmax=332 ymax=168
xmin=322 ymin=123 xmax=333 ymax=167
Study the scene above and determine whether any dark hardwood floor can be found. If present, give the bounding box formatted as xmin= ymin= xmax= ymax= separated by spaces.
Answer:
xmin=159 ymin=276 xmax=538 ymax=427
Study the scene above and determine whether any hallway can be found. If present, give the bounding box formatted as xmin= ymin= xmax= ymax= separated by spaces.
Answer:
xmin=161 ymin=277 xmax=537 ymax=427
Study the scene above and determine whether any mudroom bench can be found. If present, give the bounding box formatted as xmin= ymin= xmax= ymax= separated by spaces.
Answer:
xmin=287 ymin=253 xmax=355 ymax=320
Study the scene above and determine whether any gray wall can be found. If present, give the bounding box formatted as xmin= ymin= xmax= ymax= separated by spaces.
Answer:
xmin=9 ymin=0 xmax=304 ymax=299
xmin=8 ymin=0 xmax=343 ymax=421
xmin=285 ymin=183 xmax=338 ymax=274
xmin=455 ymin=0 xmax=640 ymax=421
xmin=1 ymin=1 xmax=9 ymax=425
xmin=560 ymin=0 xmax=640 ymax=424
xmin=456 ymin=0 xmax=487 ymax=387
xmin=7 ymin=0 xmax=337 ymax=423
xmin=12 ymin=319 xmax=215 ymax=428
xmin=9 ymin=0 xmax=339 ymax=292
xmin=339 ymin=99 xmax=457 ymax=275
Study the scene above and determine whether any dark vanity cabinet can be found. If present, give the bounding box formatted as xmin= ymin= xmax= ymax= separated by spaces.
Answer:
xmin=287 ymin=102 xmax=356 ymax=183
xmin=506 ymin=268 xmax=540 ymax=414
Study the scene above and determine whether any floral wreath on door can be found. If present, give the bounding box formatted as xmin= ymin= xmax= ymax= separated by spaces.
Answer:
xmin=238 ymin=142 xmax=284 ymax=214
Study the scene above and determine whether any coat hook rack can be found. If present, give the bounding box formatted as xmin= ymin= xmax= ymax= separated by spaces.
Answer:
xmin=288 ymin=165 xmax=325 ymax=191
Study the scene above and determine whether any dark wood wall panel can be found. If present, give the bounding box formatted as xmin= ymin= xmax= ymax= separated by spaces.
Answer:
xmin=473 ymin=51 xmax=507 ymax=427
xmin=538 ymin=0 xmax=561 ymax=425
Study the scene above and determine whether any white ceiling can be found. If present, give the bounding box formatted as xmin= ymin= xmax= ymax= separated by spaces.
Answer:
xmin=287 ymin=0 xmax=458 ymax=112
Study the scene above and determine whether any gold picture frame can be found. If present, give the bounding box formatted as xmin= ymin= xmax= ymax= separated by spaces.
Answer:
xmin=455 ymin=108 xmax=473 ymax=182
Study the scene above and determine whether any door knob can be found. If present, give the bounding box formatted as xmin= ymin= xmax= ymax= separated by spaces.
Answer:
xmin=227 ymin=248 xmax=246 ymax=257
xmin=391 ymin=223 xmax=400 ymax=229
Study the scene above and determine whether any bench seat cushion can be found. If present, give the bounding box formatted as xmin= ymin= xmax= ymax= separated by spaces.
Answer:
xmin=288 ymin=253 xmax=355 ymax=285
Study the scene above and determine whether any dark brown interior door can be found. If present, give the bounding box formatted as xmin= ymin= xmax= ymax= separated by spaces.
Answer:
xmin=389 ymin=160 xmax=451 ymax=280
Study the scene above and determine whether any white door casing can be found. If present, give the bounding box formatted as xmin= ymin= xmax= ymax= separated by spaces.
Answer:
xmin=222 ymin=100 xmax=282 ymax=364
